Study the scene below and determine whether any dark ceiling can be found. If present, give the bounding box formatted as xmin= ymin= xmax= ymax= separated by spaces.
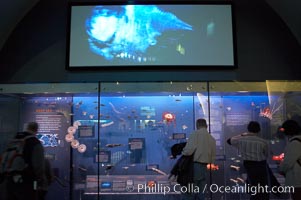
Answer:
xmin=0 ymin=0 xmax=300 ymax=51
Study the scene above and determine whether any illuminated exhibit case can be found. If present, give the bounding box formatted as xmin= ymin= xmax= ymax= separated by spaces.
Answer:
xmin=0 ymin=81 xmax=299 ymax=200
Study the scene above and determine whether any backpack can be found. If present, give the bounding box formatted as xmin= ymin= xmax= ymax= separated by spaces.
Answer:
xmin=0 ymin=135 xmax=35 ymax=177
xmin=169 ymin=142 xmax=194 ymax=187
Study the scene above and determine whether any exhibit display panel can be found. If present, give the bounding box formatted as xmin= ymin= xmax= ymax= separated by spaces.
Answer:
xmin=74 ymin=82 xmax=211 ymax=200
xmin=1 ymin=81 xmax=301 ymax=200
xmin=0 ymin=83 xmax=99 ymax=200
xmin=0 ymin=95 xmax=20 ymax=153
xmin=208 ymin=81 xmax=301 ymax=200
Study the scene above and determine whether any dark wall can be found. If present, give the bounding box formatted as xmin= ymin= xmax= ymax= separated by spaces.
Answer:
xmin=1 ymin=0 xmax=301 ymax=83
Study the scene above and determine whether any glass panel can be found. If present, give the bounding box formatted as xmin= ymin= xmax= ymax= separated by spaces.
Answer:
xmin=0 ymin=94 xmax=21 ymax=200
xmin=71 ymin=93 xmax=99 ymax=200
xmin=0 ymin=83 xmax=99 ymax=200
xmin=0 ymin=94 xmax=20 ymax=152
xmin=208 ymin=81 xmax=301 ymax=200
xmin=78 ymin=82 xmax=208 ymax=200
xmin=3 ymin=81 xmax=298 ymax=200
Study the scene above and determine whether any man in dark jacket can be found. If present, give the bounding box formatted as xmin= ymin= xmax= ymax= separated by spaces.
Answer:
xmin=5 ymin=122 xmax=45 ymax=200
xmin=169 ymin=142 xmax=194 ymax=187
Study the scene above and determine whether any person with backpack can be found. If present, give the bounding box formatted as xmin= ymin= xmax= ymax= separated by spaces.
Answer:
xmin=1 ymin=122 xmax=45 ymax=200
xmin=279 ymin=119 xmax=301 ymax=200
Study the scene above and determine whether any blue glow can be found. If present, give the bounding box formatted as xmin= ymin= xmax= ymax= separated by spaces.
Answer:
xmin=37 ymin=133 xmax=59 ymax=147
xmin=86 ymin=5 xmax=193 ymax=61
xmin=101 ymin=182 xmax=112 ymax=188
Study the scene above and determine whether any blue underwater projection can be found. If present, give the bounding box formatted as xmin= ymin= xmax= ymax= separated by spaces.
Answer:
xmin=85 ymin=5 xmax=193 ymax=61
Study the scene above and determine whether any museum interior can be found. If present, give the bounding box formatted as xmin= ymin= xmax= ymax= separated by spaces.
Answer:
xmin=0 ymin=0 xmax=301 ymax=200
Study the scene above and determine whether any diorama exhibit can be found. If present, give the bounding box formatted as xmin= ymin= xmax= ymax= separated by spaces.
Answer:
xmin=0 ymin=81 xmax=300 ymax=200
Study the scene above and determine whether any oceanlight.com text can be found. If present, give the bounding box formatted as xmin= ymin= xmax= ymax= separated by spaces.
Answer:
xmin=135 ymin=183 xmax=294 ymax=196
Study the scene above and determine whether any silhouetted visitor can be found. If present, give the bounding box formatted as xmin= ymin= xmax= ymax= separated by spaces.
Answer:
xmin=279 ymin=119 xmax=301 ymax=200
xmin=181 ymin=118 xmax=216 ymax=200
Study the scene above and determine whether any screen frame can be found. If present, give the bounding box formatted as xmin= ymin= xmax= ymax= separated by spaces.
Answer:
xmin=77 ymin=125 xmax=95 ymax=138
xmin=94 ymin=150 xmax=111 ymax=163
xmin=66 ymin=1 xmax=237 ymax=70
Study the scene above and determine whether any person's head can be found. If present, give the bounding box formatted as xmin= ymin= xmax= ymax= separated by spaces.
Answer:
xmin=196 ymin=118 xmax=207 ymax=129
xmin=281 ymin=120 xmax=301 ymax=136
xmin=25 ymin=122 xmax=39 ymax=134
xmin=247 ymin=121 xmax=261 ymax=133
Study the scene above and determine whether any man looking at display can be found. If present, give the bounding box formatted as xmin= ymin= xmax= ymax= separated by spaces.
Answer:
xmin=181 ymin=118 xmax=216 ymax=200
xmin=227 ymin=121 xmax=270 ymax=200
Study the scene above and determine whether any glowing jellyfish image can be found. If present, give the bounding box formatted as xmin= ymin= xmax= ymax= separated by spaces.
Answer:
xmin=260 ymin=107 xmax=272 ymax=119
xmin=163 ymin=112 xmax=175 ymax=123
xmin=259 ymin=103 xmax=283 ymax=120
xmin=86 ymin=5 xmax=193 ymax=61
xmin=162 ymin=112 xmax=176 ymax=127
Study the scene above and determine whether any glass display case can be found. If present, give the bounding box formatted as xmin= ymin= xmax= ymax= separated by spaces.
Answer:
xmin=0 ymin=83 xmax=99 ymax=200
xmin=73 ymin=82 xmax=209 ymax=200
xmin=0 ymin=81 xmax=300 ymax=200
xmin=208 ymin=81 xmax=301 ymax=200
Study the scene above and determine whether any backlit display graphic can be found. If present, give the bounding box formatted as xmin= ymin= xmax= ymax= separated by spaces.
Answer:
xmin=37 ymin=133 xmax=59 ymax=147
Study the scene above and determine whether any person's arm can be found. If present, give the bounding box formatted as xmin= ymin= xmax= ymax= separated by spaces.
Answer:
xmin=264 ymin=141 xmax=269 ymax=159
xmin=210 ymin=137 xmax=216 ymax=163
xmin=182 ymin=134 xmax=196 ymax=156
xmin=279 ymin=141 xmax=301 ymax=173
xmin=227 ymin=134 xmax=242 ymax=147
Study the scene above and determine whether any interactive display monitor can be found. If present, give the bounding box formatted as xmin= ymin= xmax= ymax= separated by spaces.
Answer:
xmin=95 ymin=151 xmax=111 ymax=163
xmin=172 ymin=133 xmax=186 ymax=140
xmin=67 ymin=1 xmax=236 ymax=69
xmin=78 ymin=125 xmax=95 ymax=138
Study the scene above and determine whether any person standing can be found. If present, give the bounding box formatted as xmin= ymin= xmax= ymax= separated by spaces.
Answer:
xmin=181 ymin=118 xmax=216 ymax=200
xmin=5 ymin=122 xmax=45 ymax=200
xmin=227 ymin=121 xmax=270 ymax=200
xmin=279 ymin=119 xmax=301 ymax=200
